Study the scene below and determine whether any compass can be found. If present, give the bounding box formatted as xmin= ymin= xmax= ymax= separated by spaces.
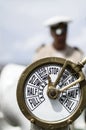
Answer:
xmin=17 ymin=57 xmax=86 ymax=129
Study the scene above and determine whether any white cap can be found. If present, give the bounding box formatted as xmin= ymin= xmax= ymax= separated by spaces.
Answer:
xmin=44 ymin=16 xmax=72 ymax=27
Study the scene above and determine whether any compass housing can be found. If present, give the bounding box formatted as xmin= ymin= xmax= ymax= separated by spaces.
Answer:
xmin=17 ymin=57 xmax=86 ymax=129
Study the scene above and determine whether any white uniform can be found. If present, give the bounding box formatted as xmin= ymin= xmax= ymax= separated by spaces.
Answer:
xmin=33 ymin=44 xmax=83 ymax=64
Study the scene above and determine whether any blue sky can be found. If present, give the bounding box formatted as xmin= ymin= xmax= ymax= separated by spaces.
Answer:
xmin=0 ymin=0 xmax=86 ymax=65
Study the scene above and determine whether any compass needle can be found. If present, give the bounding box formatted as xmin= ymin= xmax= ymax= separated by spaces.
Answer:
xmin=59 ymin=71 xmax=85 ymax=92
xmin=54 ymin=60 xmax=68 ymax=87
xmin=48 ymin=75 xmax=52 ymax=86
xmin=60 ymin=76 xmax=83 ymax=92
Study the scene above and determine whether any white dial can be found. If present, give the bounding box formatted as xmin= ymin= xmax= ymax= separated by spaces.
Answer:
xmin=24 ymin=63 xmax=81 ymax=122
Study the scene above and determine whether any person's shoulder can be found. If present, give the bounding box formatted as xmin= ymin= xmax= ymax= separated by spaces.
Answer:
xmin=36 ymin=44 xmax=46 ymax=52
xmin=66 ymin=45 xmax=84 ymax=58
xmin=73 ymin=47 xmax=83 ymax=54
xmin=36 ymin=44 xmax=51 ymax=52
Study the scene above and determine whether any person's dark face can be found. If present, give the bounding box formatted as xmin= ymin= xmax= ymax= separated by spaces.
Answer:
xmin=50 ymin=23 xmax=67 ymax=45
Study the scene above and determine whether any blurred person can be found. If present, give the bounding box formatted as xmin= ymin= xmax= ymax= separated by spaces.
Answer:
xmin=33 ymin=16 xmax=83 ymax=63
xmin=0 ymin=16 xmax=85 ymax=130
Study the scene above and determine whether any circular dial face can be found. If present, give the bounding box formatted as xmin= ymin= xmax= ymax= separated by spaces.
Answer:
xmin=24 ymin=63 xmax=81 ymax=122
